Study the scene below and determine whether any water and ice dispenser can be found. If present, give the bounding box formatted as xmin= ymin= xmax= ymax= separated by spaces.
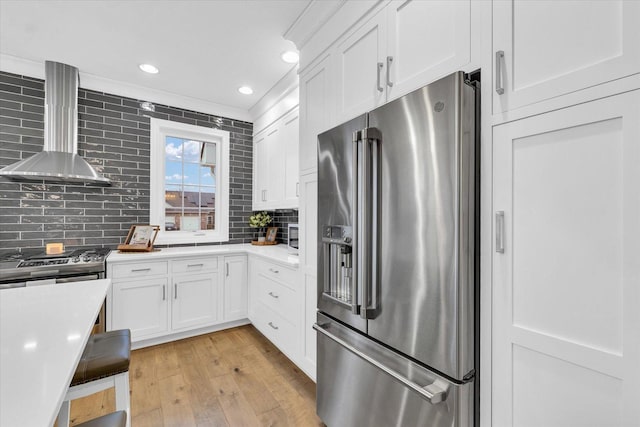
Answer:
xmin=321 ymin=225 xmax=356 ymax=312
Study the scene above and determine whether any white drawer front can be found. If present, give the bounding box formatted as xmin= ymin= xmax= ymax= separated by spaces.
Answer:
xmin=172 ymin=256 xmax=218 ymax=274
xmin=254 ymin=303 xmax=296 ymax=357
xmin=257 ymin=275 xmax=297 ymax=324
xmin=111 ymin=261 xmax=167 ymax=279
xmin=252 ymin=257 xmax=298 ymax=288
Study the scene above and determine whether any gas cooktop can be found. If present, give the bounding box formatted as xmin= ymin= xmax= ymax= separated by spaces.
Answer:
xmin=0 ymin=248 xmax=110 ymax=284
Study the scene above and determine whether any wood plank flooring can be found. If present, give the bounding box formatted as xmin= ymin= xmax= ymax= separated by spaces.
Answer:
xmin=67 ymin=325 xmax=323 ymax=427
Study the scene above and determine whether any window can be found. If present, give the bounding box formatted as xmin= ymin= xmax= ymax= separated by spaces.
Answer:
xmin=150 ymin=118 xmax=230 ymax=244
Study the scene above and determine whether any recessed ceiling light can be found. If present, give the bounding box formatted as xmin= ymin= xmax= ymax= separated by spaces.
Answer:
xmin=238 ymin=86 xmax=253 ymax=95
xmin=139 ymin=64 xmax=159 ymax=74
xmin=281 ymin=51 xmax=299 ymax=64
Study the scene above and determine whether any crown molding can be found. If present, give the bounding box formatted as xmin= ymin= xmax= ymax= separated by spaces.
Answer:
xmin=0 ymin=54 xmax=251 ymax=122
xmin=249 ymin=65 xmax=299 ymax=122
xmin=283 ymin=0 xmax=347 ymax=51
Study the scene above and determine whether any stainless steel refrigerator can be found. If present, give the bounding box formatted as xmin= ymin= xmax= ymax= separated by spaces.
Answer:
xmin=315 ymin=71 xmax=478 ymax=427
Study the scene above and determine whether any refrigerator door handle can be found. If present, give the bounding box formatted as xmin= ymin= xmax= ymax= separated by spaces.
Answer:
xmin=314 ymin=323 xmax=449 ymax=404
xmin=359 ymin=131 xmax=372 ymax=319
xmin=351 ymin=133 xmax=360 ymax=314
xmin=358 ymin=128 xmax=380 ymax=319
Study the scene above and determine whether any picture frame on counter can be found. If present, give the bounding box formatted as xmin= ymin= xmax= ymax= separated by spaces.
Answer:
xmin=117 ymin=225 xmax=160 ymax=252
xmin=266 ymin=227 xmax=278 ymax=243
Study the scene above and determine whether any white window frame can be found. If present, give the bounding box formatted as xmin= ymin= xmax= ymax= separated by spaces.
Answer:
xmin=150 ymin=118 xmax=230 ymax=244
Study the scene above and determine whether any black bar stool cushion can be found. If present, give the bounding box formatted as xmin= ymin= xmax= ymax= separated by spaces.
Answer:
xmin=75 ymin=411 xmax=126 ymax=427
xmin=71 ymin=329 xmax=131 ymax=386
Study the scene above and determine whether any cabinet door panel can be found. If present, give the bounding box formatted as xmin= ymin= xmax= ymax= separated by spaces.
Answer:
xmin=253 ymin=131 xmax=267 ymax=209
xmin=300 ymin=56 xmax=333 ymax=173
xmin=112 ymin=278 xmax=169 ymax=340
xmin=493 ymin=0 xmax=640 ymax=114
xmin=172 ymin=273 xmax=218 ymax=331
xmin=283 ymin=109 xmax=300 ymax=205
xmin=492 ymin=91 xmax=640 ymax=426
xmin=266 ymin=126 xmax=285 ymax=204
xmin=386 ymin=0 xmax=470 ymax=100
xmin=224 ymin=256 xmax=247 ymax=321
xmin=336 ymin=12 xmax=386 ymax=122
xmin=299 ymin=173 xmax=318 ymax=274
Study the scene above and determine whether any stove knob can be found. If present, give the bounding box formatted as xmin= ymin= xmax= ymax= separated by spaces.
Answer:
xmin=72 ymin=257 xmax=80 ymax=263
xmin=82 ymin=256 xmax=91 ymax=262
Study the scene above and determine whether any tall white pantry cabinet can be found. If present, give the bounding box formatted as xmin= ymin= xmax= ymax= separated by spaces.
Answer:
xmin=293 ymin=0 xmax=640 ymax=425
xmin=489 ymin=1 xmax=640 ymax=425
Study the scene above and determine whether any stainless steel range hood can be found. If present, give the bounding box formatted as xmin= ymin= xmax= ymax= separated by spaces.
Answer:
xmin=0 ymin=61 xmax=111 ymax=185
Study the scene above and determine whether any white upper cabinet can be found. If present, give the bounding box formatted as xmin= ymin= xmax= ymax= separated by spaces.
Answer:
xmin=282 ymin=109 xmax=300 ymax=204
xmin=334 ymin=0 xmax=472 ymax=123
xmin=335 ymin=11 xmax=387 ymax=122
xmin=493 ymin=0 xmax=640 ymax=114
xmin=299 ymin=55 xmax=333 ymax=174
xmin=252 ymin=106 xmax=299 ymax=210
xmin=386 ymin=0 xmax=471 ymax=101
xmin=254 ymin=131 xmax=268 ymax=209
xmin=266 ymin=125 xmax=285 ymax=203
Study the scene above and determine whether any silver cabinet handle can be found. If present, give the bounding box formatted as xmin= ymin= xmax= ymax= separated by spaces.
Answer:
xmin=314 ymin=323 xmax=449 ymax=404
xmin=226 ymin=262 xmax=229 ymax=277
xmin=162 ymin=285 xmax=166 ymax=301
xmin=495 ymin=211 xmax=505 ymax=253
xmin=268 ymin=291 xmax=279 ymax=299
xmin=376 ymin=62 xmax=384 ymax=92
xmin=187 ymin=263 xmax=203 ymax=268
xmin=296 ymin=182 xmax=299 ymax=197
xmin=495 ymin=51 xmax=505 ymax=95
xmin=268 ymin=322 xmax=279 ymax=330
xmin=174 ymin=283 xmax=178 ymax=299
xmin=269 ymin=268 xmax=279 ymax=274
xmin=131 ymin=268 xmax=151 ymax=272
xmin=386 ymin=56 xmax=393 ymax=87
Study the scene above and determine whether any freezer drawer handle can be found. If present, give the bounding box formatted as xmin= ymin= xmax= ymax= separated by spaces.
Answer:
xmin=313 ymin=323 xmax=449 ymax=404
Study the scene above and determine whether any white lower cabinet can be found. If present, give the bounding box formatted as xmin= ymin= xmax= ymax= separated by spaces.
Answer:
xmin=171 ymin=273 xmax=219 ymax=331
xmin=109 ymin=254 xmax=243 ymax=344
xmin=111 ymin=276 xmax=169 ymax=339
xmin=223 ymin=255 xmax=248 ymax=321
xmin=248 ymin=256 xmax=307 ymax=373
xmin=108 ymin=250 xmax=314 ymax=378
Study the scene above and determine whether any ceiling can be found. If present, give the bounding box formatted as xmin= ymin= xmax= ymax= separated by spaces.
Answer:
xmin=0 ymin=0 xmax=309 ymax=112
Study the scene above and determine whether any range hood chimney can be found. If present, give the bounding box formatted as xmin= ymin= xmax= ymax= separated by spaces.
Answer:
xmin=0 ymin=61 xmax=111 ymax=186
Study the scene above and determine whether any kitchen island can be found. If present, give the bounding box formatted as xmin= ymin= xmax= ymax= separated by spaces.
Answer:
xmin=0 ymin=279 xmax=111 ymax=427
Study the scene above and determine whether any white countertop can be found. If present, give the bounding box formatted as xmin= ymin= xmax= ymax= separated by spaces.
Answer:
xmin=107 ymin=243 xmax=299 ymax=267
xmin=0 ymin=279 xmax=111 ymax=427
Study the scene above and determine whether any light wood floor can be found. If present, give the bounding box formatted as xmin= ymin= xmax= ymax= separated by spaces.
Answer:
xmin=67 ymin=325 xmax=323 ymax=426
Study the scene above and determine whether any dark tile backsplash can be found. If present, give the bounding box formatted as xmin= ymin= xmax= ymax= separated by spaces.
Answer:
xmin=0 ymin=70 xmax=298 ymax=251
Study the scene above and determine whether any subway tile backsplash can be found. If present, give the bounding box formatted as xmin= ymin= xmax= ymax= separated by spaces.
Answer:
xmin=0 ymin=71 xmax=297 ymax=251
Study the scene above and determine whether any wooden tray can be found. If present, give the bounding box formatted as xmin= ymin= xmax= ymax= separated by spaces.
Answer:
xmin=251 ymin=241 xmax=278 ymax=246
